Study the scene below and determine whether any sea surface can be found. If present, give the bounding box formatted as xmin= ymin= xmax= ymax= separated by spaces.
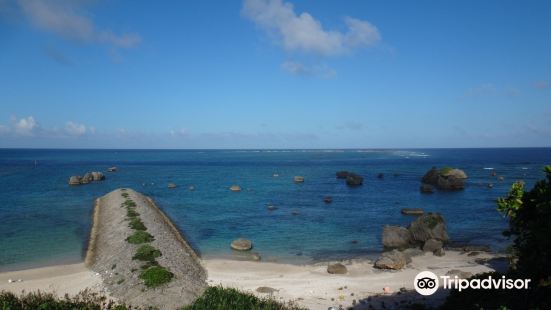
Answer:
xmin=1 ymin=148 xmax=550 ymax=271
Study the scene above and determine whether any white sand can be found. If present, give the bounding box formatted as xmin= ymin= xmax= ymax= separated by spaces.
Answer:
xmin=0 ymin=263 xmax=104 ymax=298
xmin=205 ymin=251 xmax=501 ymax=310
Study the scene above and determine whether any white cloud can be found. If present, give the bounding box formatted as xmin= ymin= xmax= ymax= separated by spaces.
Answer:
xmin=17 ymin=0 xmax=141 ymax=48
xmin=65 ymin=121 xmax=88 ymax=136
xmin=242 ymin=0 xmax=380 ymax=56
xmin=281 ymin=60 xmax=335 ymax=78
xmin=12 ymin=116 xmax=38 ymax=135
xmin=170 ymin=128 xmax=189 ymax=138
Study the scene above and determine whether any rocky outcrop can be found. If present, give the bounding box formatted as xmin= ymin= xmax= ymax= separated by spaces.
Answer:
xmin=107 ymin=167 xmax=117 ymax=172
xmin=346 ymin=173 xmax=363 ymax=187
xmin=374 ymin=250 xmax=408 ymax=270
xmin=229 ymin=185 xmax=241 ymax=192
xmin=336 ymin=171 xmax=349 ymax=179
xmin=382 ymin=225 xmax=412 ymax=249
xmin=409 ymin=213 xmax=449 ymax=243
xmin=401 ymin=208 xmax=424 ymax=216
xmin=422 ymin=238 xmax=443 ymax=252
xmin=294 ymin=176 xmax=305 ymax=183
xmin=420 ymin=184 xmax=434 ymax=194
xmin=421 ymin=167 xmax=468 ymax=190
xmin=68 ymin=172 xmax=105 ymax=186
xmin=327 ymin=263 xmax=347 ymax=274
xmin=231 ymin=238 xmax=252 ymax=251
xmin=168 ymin=183 xmax=177 ymax=189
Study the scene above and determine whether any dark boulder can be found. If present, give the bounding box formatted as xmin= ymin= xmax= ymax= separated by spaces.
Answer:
xmin=422 ymin=167 xmax=468 ymax=191
xmin=382 ymin=225 xmax=412 ymax=249
xmin=346 ymin=173 xmax=363 ymax=187
xmin=323 ymin=196 xmax=333 ymax=203
xmin=401 ymin=208 xmax=424 ymax=216
xmin=336 ymin=171 xmax=349 ymax=179
xmin=408 ymin=213 xmax=449 ymax=243
xmin=327 ymin=263 xmax=348 ymax=274
xmin=420 ymin=183 xmax=434 ymax=194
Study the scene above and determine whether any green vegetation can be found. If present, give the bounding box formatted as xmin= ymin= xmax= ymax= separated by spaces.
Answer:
xmin=442 ymin=165 xmax=551 ymax=309
xmin=127 ymin=208 xmax=140 ymax=218
xmin=440 ymin=166 xmax=453 ymax=175
xmin=121 ymin=192 xmax=129 ymax=198
xmin=139 ymin=266 xmax=174 ymax=288
xmin=117 ymin=278 xmax=125 ymax=285
xmin=126 ymin=231 xmax=154 ymax=244
xmin=132 ymin=244 xmax=161 ymax=261
xmin=128 ymin=217 xmax=147 ymax=231
xmin=123 ymin=200 xmax=136 ymax=208
xmin=0 ymin=290 xmax=126 ymax=310
xmin=183 ymin=286 xmax=307 ymax=310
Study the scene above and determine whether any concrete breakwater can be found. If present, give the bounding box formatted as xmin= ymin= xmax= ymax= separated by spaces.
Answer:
xmin=84 ymin=188 xmax=206 ymax=309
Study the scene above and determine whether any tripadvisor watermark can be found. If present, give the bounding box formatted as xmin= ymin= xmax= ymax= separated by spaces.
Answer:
xmin=414 ymin=271 xmax=531 ymax=296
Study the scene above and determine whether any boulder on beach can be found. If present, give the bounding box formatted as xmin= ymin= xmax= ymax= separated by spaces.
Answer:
xmin=408 ymin=213 xmax=449 ymax=243
xmin=374 ymin=250 xmax=408 ymax=270
xmin=229 ymin=185 xmax=241 ymax=192
xmin=323 ymin=196 xmax=333 ymax=203
xmin=336 ymin=171 xmax=349 ymax=179
xmin=382 ymin=225 xmax=412 ymax=249
xmin=68 ymin=176 xmax=81 ymax=185
xmin=231 ymin=238 xmax=252 ymax=251
xmin=420 ymin=183 xmax=434 ymax=194
xmin=327 ymin=263 xmax=347 ymax=274
xmin=293 ymin=176 xmax=305 ymax=183
xmin=401 ymin=208 xmax=424 ymax=216
xmin=446 ymin=269 xmax=473 ymax=279
xmin=346 ymin=173 xmax=363 ymax=187
xmin=422 ymin=238 xmax=443 ymax=252
xmin=167 ymin=183 xmax=177 ymax=189
xmin=421 ymin=167 xmax=468 ymax=190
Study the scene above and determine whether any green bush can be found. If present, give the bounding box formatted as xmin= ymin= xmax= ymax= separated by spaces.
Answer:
xmin=126 ymin=208 xmax=140 ymax=218
xmin=183 ymin=286 xmax=307 ymax=310
xmin=132 ymin=244 xmax=161 ymax=261
xmin=139 ymin=266 xmax=174 ymax=288
xmin=126 ymin=231 xmax=154 ymax=244
xmin=123 ymin=200 xmax=136 ymax=207
xmin=0 ymin=290 xmax=125 ymax=309
xmin=128 ymin=218 xmax=147 ymax=231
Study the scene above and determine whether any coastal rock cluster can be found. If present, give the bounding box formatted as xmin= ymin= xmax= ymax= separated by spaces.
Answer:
xmin=375 ymin=213 xmax=449 ymax=270
xmin=421 ymin=167 xmax=468 ymax=192
xmin=68 ymin=172 xmax=105 ymax=185
xmin=336 ymin=171 xmax=364 ymax=187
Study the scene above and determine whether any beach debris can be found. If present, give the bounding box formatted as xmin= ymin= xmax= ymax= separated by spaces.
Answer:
xmin=383 ymin=287 xmax=392 ymax=294
xmin=256 ymin=286 xmax=278 ymax=294
xmin=382 ymin=225 xmax=412 ymax=249
xmin=167 ymin=183 xmax=177 ymax=189
xmin=374 ymin=250 xmax=408 ymax=270
xmin=251 ymin=252 xmax=261 ymax=261
xmin=229 ymin=185 xmax=241 ymax=192
xmin=345 ymin=173 xmax=363 ymax=187
xmin=420 ymin=183 xmax=434 ymax=193
xmin=327 ymin=263 xmax=348 ymax=274
xmin=107 ymin=167 xmax=117 ymax=172
xmin=422 ymin=238 xmax=443 ymax=253
xmin=293 ymin=176 xmax=305 ymax=183
xmin=230 ymin=238 xmax=252 ymax=251
xmin=7 ymin=279 xmax=13 ymax=283
xmin=400 ymin=208 xmax=424 ymax=216
xmin=324 ymin=196 xmax=333 ymax=203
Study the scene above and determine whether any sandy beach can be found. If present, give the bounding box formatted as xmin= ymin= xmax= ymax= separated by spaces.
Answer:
xmin=0 ymin=263 xmax=104 ymax=298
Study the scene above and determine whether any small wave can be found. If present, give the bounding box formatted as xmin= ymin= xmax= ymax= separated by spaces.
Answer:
xmin=483 ymin=167 xmax=494 ymax=170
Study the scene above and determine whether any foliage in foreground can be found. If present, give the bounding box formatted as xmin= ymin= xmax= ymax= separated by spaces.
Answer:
xmin=126 ymin=231 xmax=154 ymax=244
xmin=182 ymin=286 xmax=307 ymax=310
xmin=139 ymin=266 xmax=174 ymax=288
xmin=441 ymin=165 xmax=551 ymax=310
xmin=0 ymin=289 xmax=126 ymax=310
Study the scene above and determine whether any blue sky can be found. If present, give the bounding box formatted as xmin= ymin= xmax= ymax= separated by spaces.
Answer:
xmin=1 ymin=0 xmax=550 ymax=148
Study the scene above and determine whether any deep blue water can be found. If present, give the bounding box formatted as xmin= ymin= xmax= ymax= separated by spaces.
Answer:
xmin=1 ymin=148 xmax=550 ymax=271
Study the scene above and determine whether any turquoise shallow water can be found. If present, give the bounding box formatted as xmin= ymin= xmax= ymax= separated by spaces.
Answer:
xmin=1 ymin=148 xmax=550 ymax=271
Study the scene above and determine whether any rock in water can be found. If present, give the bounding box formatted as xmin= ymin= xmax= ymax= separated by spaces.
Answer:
xmin=324 ymin=196 xmax=333 ymax=203
xmin=374 ymin=250 xmax=408 ymax=270
xmin=336 ymin=171 xmax=349 ymax=179
xmin=377 ymin=173 xmax=384 ymax=179
xmin=422 ymin=238 xmax=443 ymax=252
xmin=327 ymin=263 xmax=348 ymax=274
xmin=401 ymin=208 xmax=424 ymax=216
xmin=420 ymin=183 xmax=434 ymax=194
xmin=421 ymin=167 xmax=440 ymax=184
xmin=293 ymin=176 xmax=305 ymax=183
xmin=81 ymin=172 xmax=93 ymax=184
xmin=167 ymin=183 xmax=177 ymax=189
xmin=107 ymin=167 xmax=117 ymax=172
xmin=229 ymin=185 xmax=241 ymax=192
xmin=346 ymin=173 xmax=363 ymax=186
xmin=231 ymin=238 xmax=252 ymax=251
xmin=408 ymin=213 xmax=449 ymax=243
xmin=421 ymin=167 xmax=468 ymax=190
xmin=68 ymin=176 xmax=81 ymax=185
xmin=382 ymin=225 xmax=412 ymax=249
xmin=91 ymin=171 xmax=105 ymax=181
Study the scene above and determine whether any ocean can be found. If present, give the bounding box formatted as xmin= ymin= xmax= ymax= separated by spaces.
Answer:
xmin=1 ymin=148 xmax=550 ymax=271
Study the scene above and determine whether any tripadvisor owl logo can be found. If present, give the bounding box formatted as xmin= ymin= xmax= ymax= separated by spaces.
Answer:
xmin=414 ymin=271 xmax=439 ymax=296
